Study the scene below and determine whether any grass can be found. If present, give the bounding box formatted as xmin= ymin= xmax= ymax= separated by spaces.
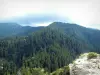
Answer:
xmin=87 ymin=52 xmax=98 ymax=59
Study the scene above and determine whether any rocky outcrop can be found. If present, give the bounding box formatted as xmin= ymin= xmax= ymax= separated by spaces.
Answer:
xmin=69 ymin=53 xmax=100 ymax=75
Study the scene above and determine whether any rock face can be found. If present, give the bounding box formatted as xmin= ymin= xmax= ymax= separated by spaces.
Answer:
xmin=69 ymin=53 xmax=100 ymax=75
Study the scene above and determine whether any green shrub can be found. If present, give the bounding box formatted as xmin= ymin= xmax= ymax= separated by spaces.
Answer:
xmin=87 ymin=52 xmax=97 ymax=59
xmin=51 ymin=66 xmax=70 ymax=75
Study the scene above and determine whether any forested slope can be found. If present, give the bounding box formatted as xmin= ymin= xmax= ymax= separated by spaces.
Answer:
xmin=0 ymin=22 xmax=100 ymax=75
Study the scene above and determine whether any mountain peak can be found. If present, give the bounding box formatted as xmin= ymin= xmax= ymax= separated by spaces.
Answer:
xmin=49 ymin=22 xmax=83 ymax=29
xmin=49 ymin=22 xmax=70 ymax=26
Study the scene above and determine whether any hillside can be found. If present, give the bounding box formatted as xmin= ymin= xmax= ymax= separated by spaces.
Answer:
xmin=49 ymin=22 xmax=100 ymax=52
xmin=0 ymin=22 xmax=100 ymax=75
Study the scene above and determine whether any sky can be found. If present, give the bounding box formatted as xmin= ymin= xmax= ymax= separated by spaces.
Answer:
xmin=0 ymin=0 xmax=100 ymax=29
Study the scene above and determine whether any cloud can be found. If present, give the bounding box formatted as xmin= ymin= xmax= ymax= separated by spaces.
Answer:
xmin=0 ymin=13 xmax=71 ymax=26
xmin=0 ymin=0 xmax=100 ymax=29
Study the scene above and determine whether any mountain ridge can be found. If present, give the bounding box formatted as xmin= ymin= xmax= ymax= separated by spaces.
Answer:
xmin=0 ymin=23 xmax=44 ymax=37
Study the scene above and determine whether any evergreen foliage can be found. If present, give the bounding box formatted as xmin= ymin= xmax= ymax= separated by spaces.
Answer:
xmin=0 ymin=22 xmax=100 ymax=75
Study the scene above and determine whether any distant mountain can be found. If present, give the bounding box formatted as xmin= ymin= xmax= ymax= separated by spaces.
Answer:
xmin=0 ymin=23 xmax=44 ymax=38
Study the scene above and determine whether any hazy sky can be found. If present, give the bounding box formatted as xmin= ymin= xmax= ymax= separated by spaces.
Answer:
xmin=0 ymin=0 xmax=100 ymax=29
